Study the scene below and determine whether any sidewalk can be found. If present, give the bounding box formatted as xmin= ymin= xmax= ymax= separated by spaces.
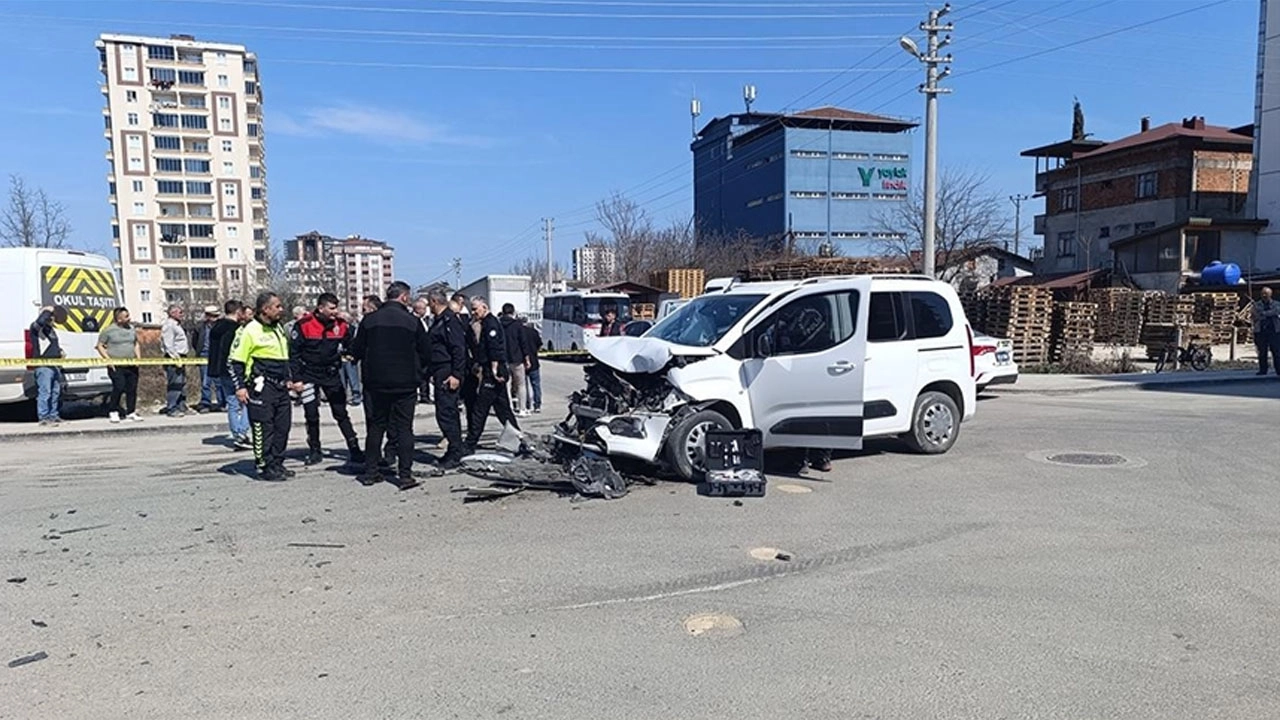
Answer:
xmin=992 ymin=369 xmax=1276 ymax=395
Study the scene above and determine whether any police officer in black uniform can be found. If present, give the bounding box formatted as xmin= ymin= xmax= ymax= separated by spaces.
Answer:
xmin=290 ymin=292 xmax=364 ymax=467
xmin=463 ymin=296 xmax=520 ymax=454
xmin=425 ymin=290 xmax=469 ymax=468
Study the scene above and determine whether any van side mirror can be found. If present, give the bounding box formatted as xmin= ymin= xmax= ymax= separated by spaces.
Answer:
xmin=756 ymin=332 xmax=774 ymax=358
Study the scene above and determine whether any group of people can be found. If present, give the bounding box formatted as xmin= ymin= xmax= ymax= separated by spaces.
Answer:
xmin=186 ymin=282 xmax=538 ymax=488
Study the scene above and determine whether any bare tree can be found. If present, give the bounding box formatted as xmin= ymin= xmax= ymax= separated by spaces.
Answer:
xmin=2 ymin=175 xmax=73 ymax=249
xmin=874 ymin=168 xmax=1013 ymax=280
xmin=509 ymin=255 xmax=566 ymax=284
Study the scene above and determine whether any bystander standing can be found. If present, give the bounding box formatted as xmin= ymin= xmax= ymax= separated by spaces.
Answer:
xmin=30 ymin=306 xmax=67 ymax=426
xmin=1253 ymin=287 xmax=1280 ymax=376
xmin=160 ymin=305 xmax=190 ymax=417
xmin=96 ymin=307 xmax=142 ymax=423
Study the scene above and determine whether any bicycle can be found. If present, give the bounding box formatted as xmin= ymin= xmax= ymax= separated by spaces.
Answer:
xmin=1154 ymin=340 xmax=1212 ymax=373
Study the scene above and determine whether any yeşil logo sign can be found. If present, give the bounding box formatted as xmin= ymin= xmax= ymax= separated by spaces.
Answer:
xmin=857 ymin=166 xmax=909 ymax=191
xmin=41 ymin=265 xmax=118 ymax=333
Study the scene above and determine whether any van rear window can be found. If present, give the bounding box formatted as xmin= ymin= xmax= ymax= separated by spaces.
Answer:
xmin=908 ymin=291 xmax=953 ymax=339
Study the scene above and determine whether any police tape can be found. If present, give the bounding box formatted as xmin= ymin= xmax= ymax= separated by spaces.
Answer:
xmin=0 ymin=357 xmax=209 ymax=368
xmin=1 ymin=352 xmax=589 ymax=368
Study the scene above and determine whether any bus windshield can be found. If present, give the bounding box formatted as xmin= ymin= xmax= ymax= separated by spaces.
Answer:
xmin=584 ymin=297 xmax=631 ymax=323
xmin=646 ymin=294 xmax=766 ymax=347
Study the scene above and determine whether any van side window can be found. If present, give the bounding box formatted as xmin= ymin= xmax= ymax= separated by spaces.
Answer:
xmin=868 ymin=292 xmax=906 ymax=342
xmin=760 ymin=290 xmax=859 ymax=356
xmin=908 ymin=291 xmax=953 ymax=339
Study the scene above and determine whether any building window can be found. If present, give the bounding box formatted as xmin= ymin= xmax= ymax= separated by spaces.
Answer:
xmin=187 ymin=224 xmax=215 ymax=238
xmin=183 ymin=95 xmax=206 ymax=109
xmin=192 ymin=268 xmax=217 ymax=281
xmin=1137 ymin=172 xmax=1158 ymax=199
xmin=791 ymin=191 xmax=826 ymax=199
xmin=254 ymin=248 xmax=266 ymax=261
xmin=131 ymin=180 xmax=144 ymax=192
xmin=126 ymin=90 xmax=138 ymax=102
xmin=1056 ymin=231 xmax=1076 ymax=257
xmin=248 ymin=123 xmax=259 ymax=137
xmin=221 ymin=140 xmax=233 ymax=152
xmin=222 ymin=161 xmax=234 ymax=175
xmin=128 ymin=156 xmax=143 ymax=172
xmin=228 ymin=245 xmax=240 ymax=258
xmin=833 ymin=152 xmax=869 ymax=160
xmin=189 ymin=246 xmax=216 ymax=260
xmin=216 ymin=51 xmax=228 ymax=65
xmin=126 ymin=135 xmax=142 ymax=150
xmin=157 ymin=180 xmax=184 ymax=194
xmin=148 ymin=45 xmax=175 ymax=61
xmin=186 ymin=181 xmax=212 ymax=195
xmin=254 ymin=230 xmax=266 ymax=242
xmin=140 ymin=290 xmax=152 ymax=303
xmin=156 ymin=157 xmax=182 ymax=173
xmin=1059 ymin=187 xmax=1076 ymax=211
xmin=154 ymin=135 xmax=180 ymax=150
xmin=217 ymin=74 xmax=229 ymax=88
xmin=250 ymin=187 xmax=262 ymax=200
xmin=217 ymin=96 xmax=231 ymax=111
xmin=149 ymin=67 xmax=176 ymax=84
xmin=137 ymin=268 xmax=151 ymax=281
xmin=225 ymin=204 xmax=238 ymax=217
xmin=219 ymin=118 xmax=233 ymax=132
xmin=190 ymin=204 xmax=213 ymax=217
xmin=790 ymin=150 xmax=826 ymax=159
xmin=872 ymin=193 xmax=905 ymax=201
xmin=177 ymin=70 xmax=204 ymax=86
xmin=873 ymin=153 xmax=909 ymax=161
xmin=123 ymin=66 xmax=138 ymax=82
xmin=249 ymin=165 xmax=261 ymax=179
xmin=831 ymin=232 xmax=867 ymax=239
xmin=190 ymin=140 xmax=209 ymax=153
xmin=246 ymin=81 xmax=257 ymax=95
xmin=153 ymin=113 xmax=178 ymax=127
xmin=180 ymin=114 xmax=208 ymax=129
xmin=229 ymin=268 xmax=242 ymax=282
xmin=222 ymin=183 xmax=237 ymax=197
xmin=127 ymin=112 xmax=139 ymax=126
xmin=833 ymin=192 xmax=870 ymax=200
xmin=184 ymin=159 xmax=210 ymax=174
xmin=163 ymin=265 xmax=187 ymax=279
xmin=132 ymin=201 xmax=146 ymax=216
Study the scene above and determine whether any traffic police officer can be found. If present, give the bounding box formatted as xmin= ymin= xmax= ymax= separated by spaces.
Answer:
xmin=229 ymin=292 xmax=302 ymax=482
xmin=426 ymin=290 xmax=469 ymax=468
xmin=290 ymin=292 xmax=364 ymax=466
xmin=463 ymin=296 xmax=521 ymax=454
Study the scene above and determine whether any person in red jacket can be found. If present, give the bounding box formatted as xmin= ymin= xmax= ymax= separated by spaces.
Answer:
xmin=290 ymin=292 xmax=364 ymax=466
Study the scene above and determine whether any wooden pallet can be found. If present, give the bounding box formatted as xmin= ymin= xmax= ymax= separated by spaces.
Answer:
xmin=650 ymin=268 xmax=706 ymax=299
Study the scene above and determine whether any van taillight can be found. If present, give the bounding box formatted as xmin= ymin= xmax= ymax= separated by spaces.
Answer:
xmin=24 ymin=329 xmax=35 ymax=359
xmin=966 ymin=324 xmax=976 ymax=377
xmin=972 ymin=345 xmax=996 ymax=356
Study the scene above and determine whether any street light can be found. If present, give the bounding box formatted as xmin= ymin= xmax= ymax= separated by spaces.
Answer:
xmin=900 ymin=5 xmax=953 ymax=279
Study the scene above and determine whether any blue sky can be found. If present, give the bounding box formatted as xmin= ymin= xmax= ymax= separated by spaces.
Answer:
xmin=0 ymin=0 xmax=1261 ymax=286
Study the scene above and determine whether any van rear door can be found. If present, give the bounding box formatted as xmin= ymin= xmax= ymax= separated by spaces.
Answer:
xmin=739 ymin=278 xmax=871 ymax=451
xmin=37 ymin=252 xmax=120 ymax=395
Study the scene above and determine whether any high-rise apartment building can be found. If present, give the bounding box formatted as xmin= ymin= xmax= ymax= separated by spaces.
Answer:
xmin=98 ymin=33 xmax=268 ymax=324
xmin=572 ymin=244 xmax=616 ymax=284
xmin=283 ymin=232 xmax=395 ymax=312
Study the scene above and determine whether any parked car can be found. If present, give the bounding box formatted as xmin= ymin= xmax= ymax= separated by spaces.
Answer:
xmin=973 ymin=334 xmax=1019 ymax=391
xmin=557 ymin=275 xmax=978 ymax=480
xmin=622 ymin=320 xmax=653 ymax=337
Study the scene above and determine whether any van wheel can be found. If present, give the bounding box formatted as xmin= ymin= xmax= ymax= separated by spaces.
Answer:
xmin=665 ymin=408 xmax=733 ymax=481
xmin=902 ymin=391 xmax=959 ymax=454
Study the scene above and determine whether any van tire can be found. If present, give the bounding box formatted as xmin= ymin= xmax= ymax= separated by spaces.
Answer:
xmin=902 ymin=391 xmax=959 ymax=455
xmin=665 ymin=408 xmax=733 ymax=482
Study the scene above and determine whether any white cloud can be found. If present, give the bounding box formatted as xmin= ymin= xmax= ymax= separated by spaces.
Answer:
xmin=271 ymin=104 xmax=490 ymax=147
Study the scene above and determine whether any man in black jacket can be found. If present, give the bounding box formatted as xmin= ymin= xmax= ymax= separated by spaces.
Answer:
xmin=291 ymin=292 xmax=364 ymax=467
xmin=522 ymin=322 xmax=542 ymax=413
xmin=426 ymin=290 xmax=469 ymax=468
xmin=208 ymin=299 xmax=252 ymax=449
xmin=499 ymin=303 xmax=532 ymax=418
xmin=349 ymin=281 xmax=430 ymax=490
xmin=463 ymin=296 xmax=521 ymax=454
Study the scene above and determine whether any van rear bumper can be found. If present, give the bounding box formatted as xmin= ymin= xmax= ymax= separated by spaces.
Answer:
xmin=0 ymin=368 xmax=30 ymax=404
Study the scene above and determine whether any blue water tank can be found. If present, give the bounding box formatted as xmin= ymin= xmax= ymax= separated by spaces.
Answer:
xmin=1201 ymin=261 xmax=1241 ymax=286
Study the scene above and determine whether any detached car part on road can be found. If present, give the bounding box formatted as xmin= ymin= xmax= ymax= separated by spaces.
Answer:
xmin=555 ymin=275 xmax=979 ymax=480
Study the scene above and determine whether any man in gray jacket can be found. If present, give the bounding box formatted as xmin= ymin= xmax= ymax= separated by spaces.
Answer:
xmin=1253 ymin=287 xmax=1280 ymax=376
xmin=160 ymin=304 xmax=190 ymax=416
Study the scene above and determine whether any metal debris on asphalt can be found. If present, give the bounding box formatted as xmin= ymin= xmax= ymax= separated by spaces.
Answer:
xmin=774 ymin=551 xmax=793 ymax=562
xmin=7 ymin=651 xmax=48 ymax=668
xmin=458 ymin=485 xmax=525 ymax=503
xmin=31 ymin=620 xmax=47 ymax=628
xmin=287 ymin=542 xmax=346 ymax=549
xmin=59 ymin=524 xmax=111 ymax=535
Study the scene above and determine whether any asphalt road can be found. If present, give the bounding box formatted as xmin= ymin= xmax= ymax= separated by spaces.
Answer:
xmin=2 ymin=362 xmax=1279 ymax=719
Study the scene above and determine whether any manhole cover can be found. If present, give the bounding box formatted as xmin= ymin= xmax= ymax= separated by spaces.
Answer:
xmin=1046 ymin=453 xmax=1128 ymax=466
xmin=683 ymin=613 xmax=744 ymax=638
xmin=775 ymin=483 xmax=813 ymax=494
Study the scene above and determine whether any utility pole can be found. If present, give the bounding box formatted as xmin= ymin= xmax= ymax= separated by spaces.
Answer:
xmin=901 ymin=4 xmax=953 ymax=278
xmin=542 ymin=217 xmax=554 ymax=294
xmin=1010 ymin=193 xmax=1030 ymax=256
xmin=450 ymin=257 xmax=462 ymax=290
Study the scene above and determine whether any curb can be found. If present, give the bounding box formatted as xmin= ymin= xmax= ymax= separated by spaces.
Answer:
xmin=990 ymin=374 xmax=1275 ymax=396
xmin=0 ymin=419 xmax=230 ymax=443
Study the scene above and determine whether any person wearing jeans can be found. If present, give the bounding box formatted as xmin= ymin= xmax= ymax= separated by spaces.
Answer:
xmin=160 ymin=305 xmax=190 ymax=416
xmin=196 ymin=307 xmax=225 ymax=412
xmin=30 ymin=306 xmax=66 ymax=426
xmin=522 ymin=323 xmax=542 ymax=413
xmin=209 ymin=299 xmax=251 ymax=450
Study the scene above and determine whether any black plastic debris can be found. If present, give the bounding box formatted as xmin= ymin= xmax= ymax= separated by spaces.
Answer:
xmin=700 ymin=429 xmax=767 ymax=498
xmin=774 ymin=551 xmax=793 ymax=562
xmin=31 ymin=620 xmax=47 ymax=628
xmin=568 ymin=455 xmax=629 ymax=500
xmin=6 ymin=577 xmax=26 ymax=584
xmin=8 ymin=651 xmax=48 ymax=668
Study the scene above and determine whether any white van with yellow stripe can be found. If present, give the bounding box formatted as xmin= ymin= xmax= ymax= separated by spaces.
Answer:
xmin=0 ymin=248 xmax=123 ymax=406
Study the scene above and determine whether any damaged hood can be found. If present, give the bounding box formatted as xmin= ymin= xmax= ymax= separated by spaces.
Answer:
xmin=583 ymin=334 xmax=716 ymax=374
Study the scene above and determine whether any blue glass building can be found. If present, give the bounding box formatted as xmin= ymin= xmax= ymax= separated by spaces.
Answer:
xmin=692 ymin=106 xmax=917 ymax=251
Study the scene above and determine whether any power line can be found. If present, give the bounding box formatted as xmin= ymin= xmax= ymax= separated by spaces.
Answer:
xmin=272 ymin=58 xmax=920 ymax=74
xmin=153 ymin=0 xmax=920 ymax=20
xmin=437 ymin=0 xmax=926 ymax=6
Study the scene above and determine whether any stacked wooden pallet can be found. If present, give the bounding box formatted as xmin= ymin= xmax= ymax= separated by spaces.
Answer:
xmin=959 ymin=289 xmax=985 ymax=333
xmin=983 ymin=286 xmax=1053 ymax=365
xmin=649 ymin=268 xmax=706 ymax=299
xmin=739 ymin=257 xmax=907 ymax=282
xmin=1141 ymin=322 xmax=1216 ymax=359
xmin=632 ymin=303 xmax=655 ymax=319
xmin=1236 ymin=303 xmax=1255 ymax=344
xmin=1192 ymin=292 xmax=1241 ymax=343
xmin=1143 ymin=293 xmax=1196 ymax=326
xmin=1051 ymin=301 xmax=1098 ymax=361
xmin=1089 ymin=287 xmax=1145 ymax=346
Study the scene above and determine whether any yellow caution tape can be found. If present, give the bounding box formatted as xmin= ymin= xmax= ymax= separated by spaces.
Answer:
xmin=0 ymin=357 xmax=209 ymax=368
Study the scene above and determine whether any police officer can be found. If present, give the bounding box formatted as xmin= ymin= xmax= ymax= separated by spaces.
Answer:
xmin=425 ymin=290 xmax=469 ymax=468
xmin=229 ymin=292 xmax=302 ymax=482
xmin=463 ymin=296 xmax=521 ymax=454
xmin=291 ymin=292 xmax=365 ymax=466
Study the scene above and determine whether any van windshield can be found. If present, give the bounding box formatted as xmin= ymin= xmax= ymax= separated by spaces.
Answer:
xmin=647 ymin=294 xmax=765 ymax=347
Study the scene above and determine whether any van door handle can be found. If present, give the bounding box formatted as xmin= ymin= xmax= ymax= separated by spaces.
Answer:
xmin=828 ymin=360 xmax=855 ymax=375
